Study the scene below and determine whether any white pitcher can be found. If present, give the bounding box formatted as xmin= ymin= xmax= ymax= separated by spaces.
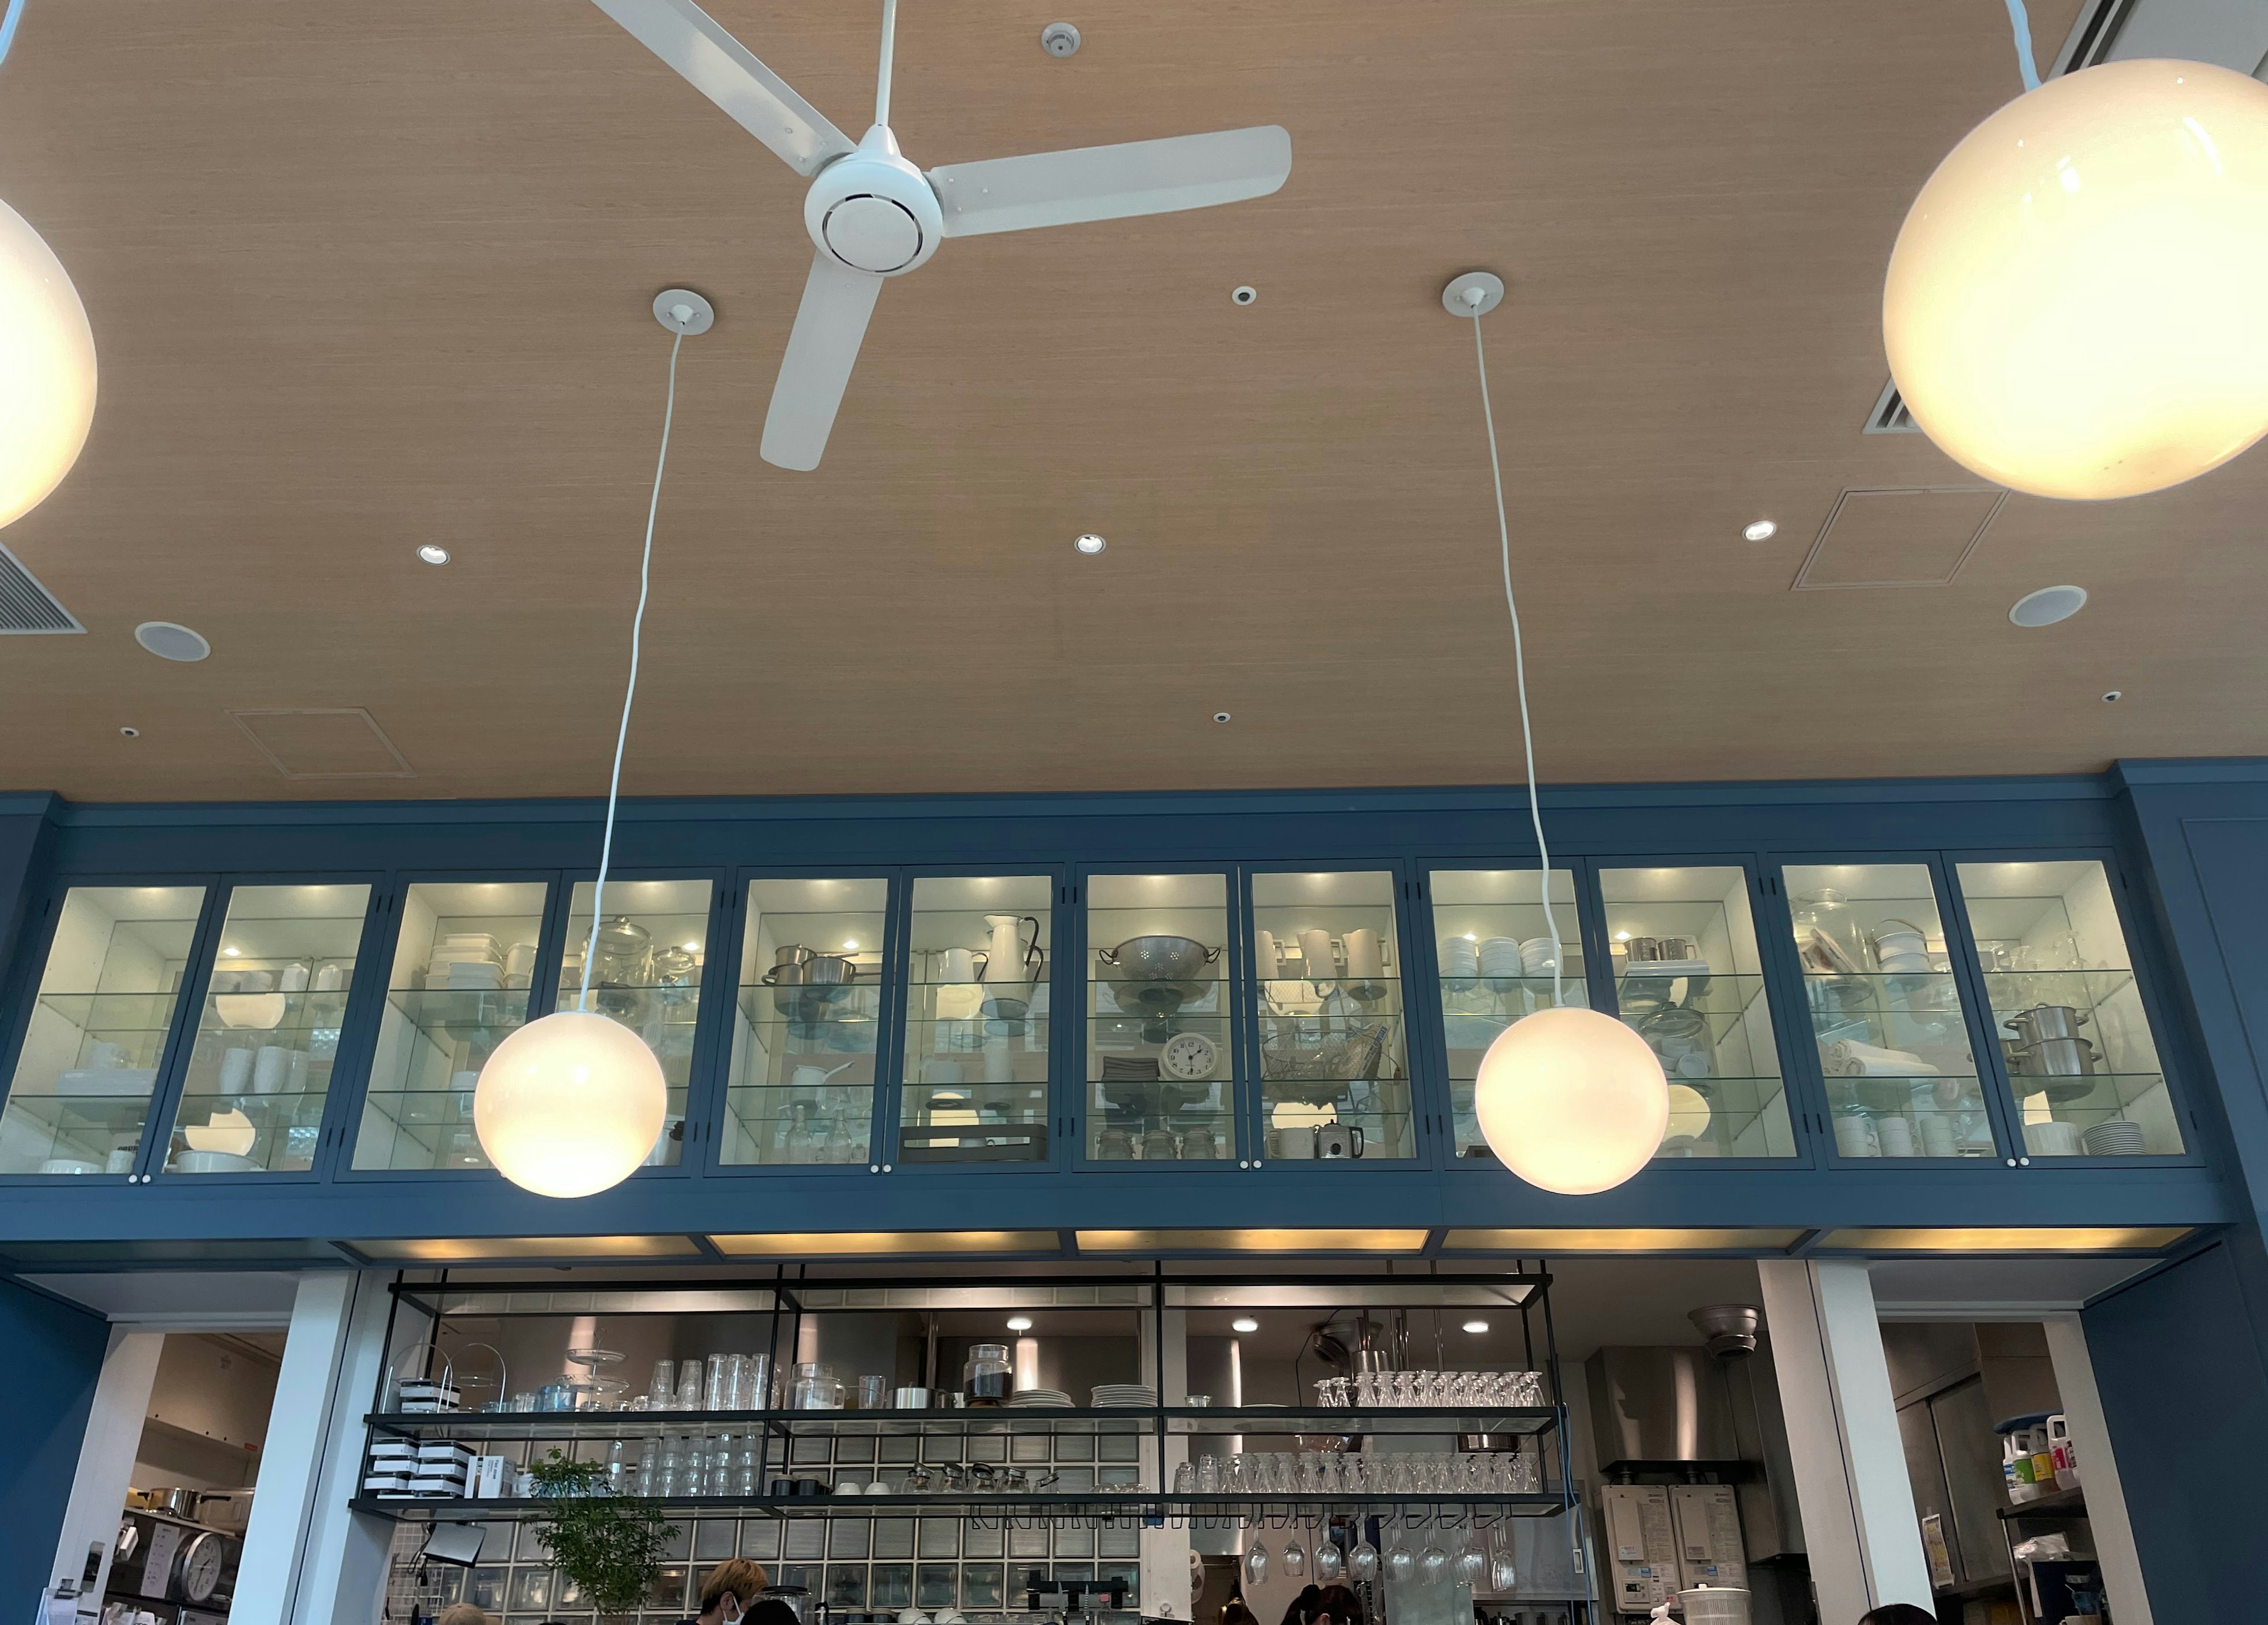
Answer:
xmin=980 ymin=913 xmax=1041 ymax=993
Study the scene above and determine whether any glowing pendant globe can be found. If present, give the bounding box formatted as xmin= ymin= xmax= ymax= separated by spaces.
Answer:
xmin=473 ymin=1009 xmax=666 ymax=1198
xmin=1885 ymin=59 xmax=2268 ymax=500
xmin=1473 ymin=1006 xmax=1669 ymax=1194
xmin=0 ymin=199 xmax=96 ymax=528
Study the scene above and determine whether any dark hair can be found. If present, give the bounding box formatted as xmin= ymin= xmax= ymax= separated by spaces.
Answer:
xmin=1858 ymin=1607 xmax=1938 ymax=1625
xmin=1277 ymin=1585 xmax=1322 ymax=1625
xmin=1312 ymin=1584 xmax=1365 ymax=1625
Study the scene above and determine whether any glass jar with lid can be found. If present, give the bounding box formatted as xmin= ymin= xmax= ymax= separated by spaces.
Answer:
xmin=963 ymin=1343 xmax=1012 ymax=1406
xmin=790 ymin=1360 xmax=844 ymax=1410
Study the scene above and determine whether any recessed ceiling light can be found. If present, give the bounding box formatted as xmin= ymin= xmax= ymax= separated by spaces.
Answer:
xmin=1005 ymin=1315 xmax=1034 ymax=1332
xmin=682 ymin=941 xmax=701 ymax=952
xmin=2103 ymin=689 xmax=2123 ymax=703
xmin=1212 ymin=711 xmax=1231 ymax=724
xmin=1614 ymin=930 xmax=1631 ymax=942
xmin=2010 ymin=584 xmax=2088 ymax=627
xmin=221 ymin=946 xmax=240 ymax=957
xmin=118 ymin=726 xmax=139 ymax=738
xmin=1074 ymin=533 xmax=1106 ymax=554
xmin=1231 ymin=285 xmax=1258 ymax=306
xmin=1231 ymin=1316 xmax=1259 ymax=1333
xmin=418 ymin=544 xmax=451 ymax=565
xmin=842 ymin=939 xmax=861 ymax=950
xmin=1462 ymin=1319 xmax=1490 ymax=1334
xmin=134 ymin=621 xmax=210 ymax=662
xmin=1742 ymin=519 xmax=1777 ymax=542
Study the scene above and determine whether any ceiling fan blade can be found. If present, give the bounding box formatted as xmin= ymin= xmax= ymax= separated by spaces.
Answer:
xmin=762 ymin=253 xmax=885 ymax=471
xmin=927 ymin=125 xmax=1291 ymax=238
xmin=591 ymin=0 xmax=855 ymax=177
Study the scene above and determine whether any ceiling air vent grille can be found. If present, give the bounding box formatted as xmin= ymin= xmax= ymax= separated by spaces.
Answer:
xmin=0 ymin=543 xmax=83 ymax=634
xmin=1864 ymin=379 xmax=1920 ymax=435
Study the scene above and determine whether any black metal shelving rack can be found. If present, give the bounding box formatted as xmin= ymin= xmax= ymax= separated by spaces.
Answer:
xmin=357 ymin=1264 xmax=1594 ymax=1619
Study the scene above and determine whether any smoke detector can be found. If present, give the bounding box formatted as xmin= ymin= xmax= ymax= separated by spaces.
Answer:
xmin=1689 ymin=1304 xmax=1760 ymax=1358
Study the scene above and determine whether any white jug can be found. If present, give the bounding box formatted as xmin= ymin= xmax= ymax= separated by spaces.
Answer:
xmin=981 ymin=914 xmax=1041 ymax=992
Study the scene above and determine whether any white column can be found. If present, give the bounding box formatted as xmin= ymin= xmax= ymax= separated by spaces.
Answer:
xmin=2041 ymin=1317 xmax=2153 ymax=1625
xmin=230 ymin=1273 xmax=395 ymax=1625
xmin=1757 ymin=1260 xmax=1934 ymax=1621
xmin=50 ymin=1328 xmax=164 ymax=1608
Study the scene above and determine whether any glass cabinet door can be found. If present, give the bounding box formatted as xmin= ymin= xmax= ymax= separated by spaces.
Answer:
xmin=557 ymin=878 xmax=714 ymax=1170
xmin=1085 ymin=873 xmax=1234 ymax=1163
xmin=1601 ymin=866 xmax=1794 ymax=1159
xmin=161 ymin=884 xmax=371 ymax=1175
xmin=1784 ymin=862 xmax=1993 ymax=1160
xmin=723 ymin=878 xmax=887 ymax=1165
xmin=354 ymin=881 xmax=549 ymax=1171
xmin=900 ymin=876 xmax=1052 ymax=1164
xmin=1428 ymin=869 xmax=1582 ymax=1159
xmin=1957 ymin=860 xmax=2183 ymax=1157
xmin=0 ymin=885 xmax=207 ymax=1175
xmin=1251 ymin=871 xmax=1412 ymax=1160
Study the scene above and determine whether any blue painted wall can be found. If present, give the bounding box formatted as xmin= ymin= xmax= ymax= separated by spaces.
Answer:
xmin=0 ymin=1276 xmax=107 ymax=1617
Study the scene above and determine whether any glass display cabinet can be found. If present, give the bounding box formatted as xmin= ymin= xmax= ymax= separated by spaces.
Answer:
xmin=1784 ymin=862 xmax=1992 ymax=1160
xmin=159 ymin=883 xmax=371 ymax=1175
xmin=356 ymin=881 xmax=550 ymax=1172
xmin=1600 ymin=866 xmax=1794 ymax=1160
xmin=723 ymin=878 xmax=889 ymax=1167
xmin=899 ymin=876 xmax=1052 ymax=1164
xmin=0 ymin=885 xmax=206 ymax=1175
xmin=1427 ymin=869 xmax=1582 ymax=1159
xmin=1083 ymin=873 xmax=1234 ymax=1164
xmin=1251 ymin=871 xmax=1412 ymax=1161
xmin=1957 ymin=860 xmax=2183 ymax=1157
xmin=557 ymin=879 xmax=713 ymax=1170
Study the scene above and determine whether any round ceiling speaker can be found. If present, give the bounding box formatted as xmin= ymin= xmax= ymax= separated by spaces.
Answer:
xmin=2009 ymin=584 xmax=2088 ymax=627
xmin=134 ymin=621 xmax=210 ymax=662
xmin=1885 ymin=59 xmax=2268 ymax=500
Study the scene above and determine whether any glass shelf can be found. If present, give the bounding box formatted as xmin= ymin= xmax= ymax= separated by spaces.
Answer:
xmin=1086 ymin=874 xmax=1236 ymax=1163
xmin=364 ymin=1405 xmax=1563 ymax=1442
xmin=0 ymin=885 xmax=206 ymax=1175
xmin=354 ymin=1491 xmax=1573 ymax=1522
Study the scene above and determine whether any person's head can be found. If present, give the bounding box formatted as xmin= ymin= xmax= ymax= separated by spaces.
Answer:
xmin=698 ymin=1558 xmax=770 ymax=1624
xmin=436 ymin=1606 xmax=490 ymax=1625
xmin=1312 ymin=1584 xmax=1365 ymax=1625
xmin=1857 ymin=1607 xmax=1937 ymax=1625
xmin=1278 ymin=1584 xmax=1323 ymax=1625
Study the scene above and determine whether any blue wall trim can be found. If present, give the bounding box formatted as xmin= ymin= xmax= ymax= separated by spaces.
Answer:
xmin=0 ymin=1275 xmax=106 ymax=1614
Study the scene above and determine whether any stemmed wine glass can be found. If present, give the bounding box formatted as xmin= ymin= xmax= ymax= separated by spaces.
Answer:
xmin=1244 ymin=1539 xmax=1270 ymax=1587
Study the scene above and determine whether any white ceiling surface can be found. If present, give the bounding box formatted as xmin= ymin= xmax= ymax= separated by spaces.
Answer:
xmin=24 ymin=1269 xmax=304 ymax=1326
xmin=1865 ymin=1254 xmax=2156 ymax=1314
xmin=1531 ymin=1257 xmax=1768 ymax=1361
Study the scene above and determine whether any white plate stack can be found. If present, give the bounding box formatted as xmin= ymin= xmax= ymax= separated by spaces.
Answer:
xmin=2081 ymin=1120 xmax=2148 ymax=1156
xmin=1091 ymin=1383 xmax=1158 ymax=1408
xmin=411 ymin=1440 xmax=474 ymax=1499
xmin=365 ymin=1439 xmax=419 ymax=1498
xmin=1009 ymin=1387 xmax=1073 ymax=1408
xmin=424 ymin=933 xmax=504 ymax=992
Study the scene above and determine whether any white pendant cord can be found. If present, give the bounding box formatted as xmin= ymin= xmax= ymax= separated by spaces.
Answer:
xmin=1468 ymin=310 xmax=1565 ymax=1008
xmin=2003 ymin=0 xmax=2041 ymax=91
xmin=875 ymin=0 xmax=898 ymax=128
xmin=578 ymin=327 xmax=685 ymax=1009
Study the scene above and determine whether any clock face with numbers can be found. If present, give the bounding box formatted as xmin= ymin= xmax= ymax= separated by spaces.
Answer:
xmin=179 ymin=1532 xmax=227 ymax=1603
xmin=1160 ymin=1031 xmax=1218 ymax=1080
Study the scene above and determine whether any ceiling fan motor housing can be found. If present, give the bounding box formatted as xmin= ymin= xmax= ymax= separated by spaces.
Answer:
xmin=805 ymin=126 xmax=944 ymax=276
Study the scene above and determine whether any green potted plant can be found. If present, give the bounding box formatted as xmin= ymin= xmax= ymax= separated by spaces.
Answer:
xmin=524 ymin=1449 xmax=679 ymax=1614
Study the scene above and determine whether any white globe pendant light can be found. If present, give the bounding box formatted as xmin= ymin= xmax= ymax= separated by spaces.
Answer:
xmin=0 ymin=197 xmax=96 ymax=527
xmin=1885 ymin=58 xmax=2268 ymax=500
xmin=1473 ymin=1007 xmax=1673 ymax=1196
xmin=1447 ymin=271 xmax=1669 ymax=1196
xmin=472 ymin=294 xmax=708 ymax=1198
xmin=474 ymin=1009 xmax=666 ymax=1199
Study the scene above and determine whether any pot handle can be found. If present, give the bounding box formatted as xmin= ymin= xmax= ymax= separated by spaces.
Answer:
xmin=1203 ymin=944 xmax=1224 ymax=963
xmin=1349 ymin=1125 xmax=1364 ymax=1158
xmin=1096 ymin=945 xmax=1121 ymax=968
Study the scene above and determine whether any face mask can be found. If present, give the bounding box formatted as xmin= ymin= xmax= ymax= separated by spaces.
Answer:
xmin=721 ymin=1602 xmax=744 ymax=1625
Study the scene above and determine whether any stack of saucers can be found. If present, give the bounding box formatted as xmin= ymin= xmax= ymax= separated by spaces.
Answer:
xmin=2081 ymin=1120 xmax=2148 ymax=1156
xmin=1092 ymin=1383 xmax=1158 ymax=1408
xmin=1009 ymin=1387 xmax=1072 ymax=1408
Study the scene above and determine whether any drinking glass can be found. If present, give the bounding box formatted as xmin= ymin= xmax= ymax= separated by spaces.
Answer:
xmin=706 ymin=1353 xmax=731 ymax=1411
xmin=1350 ymin=1535 xmax=1380 ymax=1582
xmin=1173 ymin=1461 xmax=1196 ymax=1493
xmin=1314 ymin=1538 xmax=1343 ymax=1581
xmin=1283 ymin=1536 xmax=1306 ymax=1578
xmin=1489 ymin=1530 xmax=1518 ymax=1593
xmin=649 ymin=1359 xmax=677 ymax=1409
xmin=677 ymin=1364 xmax=705 ymax=1411
xmin=859 ymin=1375 xmax=890 ymax=1409
xmin=1419 ymin=1544 xmax=1449 ymax=1580
xmin=1197 ymin=1455 xmax=1221 ymax=1493
xmin=1455 ymin=1543 xmax=1486 ymax=1585
xmin=1385 ymin=1542 xmax=1414 ymax=1581
xmin=1354 ymin=1371 xmax=1380 ymax=1408
xmin=1244 ymin=1539 xmax=1270 ymax=1586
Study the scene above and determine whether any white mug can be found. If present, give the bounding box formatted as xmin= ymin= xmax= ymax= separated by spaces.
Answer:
xmin=253 ymin=1046 xmax=292 ymax=1095
xmin=1254 ymin=930 xmax=1281 ymax=978
xmin=1342 ymin=928 xmax=1384 ymax=984
xmin=939 ymin=947 xmax=979 ymax=984
xmin=983 ymin=1036 xmax=1014 ymax=1083
xmin=219 ymin=1048 xmax=255 ymax=1093
xmin=1877 ymin=1114 xmax=1917 ymax=1157
xmin=1298 ymin=929 xmax=1337 ymax=985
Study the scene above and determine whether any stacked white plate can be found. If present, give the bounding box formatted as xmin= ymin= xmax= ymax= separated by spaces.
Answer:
xmin=1009 ymin=1388 xmax=1072 ymax=1408
xmin=2081 ymin=1120 xmax=2148 ymax=1156
xmin=1092 ymin=1383 xmax=1157 ymax=1408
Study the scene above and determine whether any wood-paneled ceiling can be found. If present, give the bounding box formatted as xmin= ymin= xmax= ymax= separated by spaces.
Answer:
xmin=2 ymin=0 xmax=2257 ymax=803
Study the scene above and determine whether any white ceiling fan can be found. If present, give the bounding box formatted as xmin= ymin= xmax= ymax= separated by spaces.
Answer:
xmin=592 ymin=0 xmax=1292 ymax=470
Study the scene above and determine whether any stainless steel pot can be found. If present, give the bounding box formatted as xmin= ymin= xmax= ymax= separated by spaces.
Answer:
xmin=146 ymin=1487 xmax=201 ymax=1517
xmin=2010 ymin=1035 xmax=2100 ymax=1077
xmin=2005 ymin=1004 xmax=2088 ymax=1046
xmin=1097 ymin=935 xmax=1221 ymax=981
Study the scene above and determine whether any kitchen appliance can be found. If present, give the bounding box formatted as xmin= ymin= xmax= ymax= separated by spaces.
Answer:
xmin=1669 ymin=1484 xmax=1748 ymax=1593
xmin=963 ymin=1343 xmax=1012 ymax=1406
xmin=1586 ymin=1347 xmax=1742 ymax=1470
xmin=1315 ymin=1124 xmax=1364 ymax=1160
xmin=1598 ymin=1484 xmax=1677 ymax=1613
